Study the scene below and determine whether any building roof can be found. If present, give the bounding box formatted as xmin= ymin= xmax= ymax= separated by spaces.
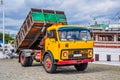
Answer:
xmin=89 ymin=24 xmax=109 ymax=29
xmin=93 ymin=30 xmax=120 ymax=34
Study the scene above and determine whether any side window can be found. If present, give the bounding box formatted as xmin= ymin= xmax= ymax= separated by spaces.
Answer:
xmin=47 ymin=30 xmax=57 ymax=40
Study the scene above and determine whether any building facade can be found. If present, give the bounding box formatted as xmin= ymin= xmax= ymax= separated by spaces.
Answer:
xmin=90 ymin=23 xmax=120 ymax=62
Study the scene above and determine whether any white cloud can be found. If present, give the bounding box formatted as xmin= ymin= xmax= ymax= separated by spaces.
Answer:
xmin=66 ymin=0 xmax=120 ymax=24
xmin=4 ymin=18 xmax=23 ymax=27
xmin=0 ymin=18 xmax=23 ymax=33
xmin=0 ymin=0 xmax=120 ymax=34
xmin=0 ymin=29 xmax=18 ymax=34
xmin=4 ymin=0 xmax=25 ymax=12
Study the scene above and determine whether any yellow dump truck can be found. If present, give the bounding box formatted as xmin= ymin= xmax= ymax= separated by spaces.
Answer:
xmin=15 ymin=8 xmax=94 ymax=73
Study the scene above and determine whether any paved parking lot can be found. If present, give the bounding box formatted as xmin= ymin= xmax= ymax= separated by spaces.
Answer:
xmin=0 ymin=59 xmax=120 ymax=80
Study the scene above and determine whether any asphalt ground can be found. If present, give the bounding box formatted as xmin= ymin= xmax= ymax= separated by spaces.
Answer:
xmin=0 ymin=59 xmax=120 ymax=80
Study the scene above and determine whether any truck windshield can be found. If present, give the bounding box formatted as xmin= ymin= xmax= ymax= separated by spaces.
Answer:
xmin=58 ymin=28 xmax=91 ymax=41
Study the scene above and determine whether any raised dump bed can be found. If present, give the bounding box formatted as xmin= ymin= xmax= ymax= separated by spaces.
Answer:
xmin=15 ymin=8 xmax=67 ymax=52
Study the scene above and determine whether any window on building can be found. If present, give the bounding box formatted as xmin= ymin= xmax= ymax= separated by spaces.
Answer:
xmin=98 ymin=35 xmax=114 ymax=41
xmin=99 ymin=36 xmax=103 ymax=41
xmin=108 ymin=35 xmax=114 ymax=41
xmin=95 ymin=54 xmax=99 ymax=61
xmin=98 ymin=35 xmax=106 ymax=41
xmin=118 ymin=35 xmax=120 ymax=41
xmin=107 ymin=55 xmax=111 ymax=61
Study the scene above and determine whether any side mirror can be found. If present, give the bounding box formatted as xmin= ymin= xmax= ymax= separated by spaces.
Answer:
xmin=47 ymin=32 xmax=52 ymax=38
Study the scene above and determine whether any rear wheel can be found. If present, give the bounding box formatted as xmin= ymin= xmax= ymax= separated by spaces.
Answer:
xmin=43 ymin=54 xmax=56 ymax=73
xmin=74 ymin=63 xmax=88 ymax=71
xmin=20 ymin=53 xmax=33 ymax=67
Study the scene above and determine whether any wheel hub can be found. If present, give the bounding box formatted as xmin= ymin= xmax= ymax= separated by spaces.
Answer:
xmin=45 ymin=58 xmax=52 ymax=70
xmin=21 ymin=55 xmax=24 ymax=64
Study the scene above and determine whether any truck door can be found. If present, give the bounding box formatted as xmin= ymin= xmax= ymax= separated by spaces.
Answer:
xmin=46 ymin=30 xmax=59 ymax=59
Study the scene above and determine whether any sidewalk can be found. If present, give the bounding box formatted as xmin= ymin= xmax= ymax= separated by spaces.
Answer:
xmin=93 ymin=61 xmax=120 ymax=66
xmin=0 ymin=52 xmax=8 ymax=59
xmin=0 ymin=52 xmax=4 ymax=59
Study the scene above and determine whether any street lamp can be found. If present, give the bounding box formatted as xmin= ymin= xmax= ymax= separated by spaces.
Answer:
xmin=1 ymin=0 xmax=5 ymax=55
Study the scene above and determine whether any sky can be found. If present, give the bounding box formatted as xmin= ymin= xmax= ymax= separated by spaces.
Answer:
xmin=0 ymin=0 xmax=120 ymax=34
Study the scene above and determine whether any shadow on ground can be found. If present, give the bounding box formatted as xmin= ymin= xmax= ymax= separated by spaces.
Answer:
xmin=31 ymin=63 xmax=111 ymax=74
xmin=56 ymin=66 xmax=109 ymax=74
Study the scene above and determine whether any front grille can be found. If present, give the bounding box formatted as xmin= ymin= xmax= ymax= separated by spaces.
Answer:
xmin=68 ymin=54 xmax=87 ymax=60
xmin=74 ymin=50 xmax=79 ymax=54
xmin=61 ymin=48 xmax=93 ymax=60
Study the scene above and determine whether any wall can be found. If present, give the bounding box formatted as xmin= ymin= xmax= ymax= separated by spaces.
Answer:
xmin=94 ymin=48 xmax=120 ymax=62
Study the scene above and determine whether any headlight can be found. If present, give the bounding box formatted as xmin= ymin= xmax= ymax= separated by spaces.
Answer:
xmin=89 ymin=51 xmax=93 ymax=55
xmin=88 ymin=50 xmax=93 ymax=58
xmin=63 ymin=52 xmax=67 ymax=57
xmin=62 ymin=51 xmax=68 ymax=59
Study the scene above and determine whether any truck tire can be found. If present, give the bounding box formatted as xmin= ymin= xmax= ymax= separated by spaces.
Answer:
xmin=74 ymin=63 xmax=88 ymax=71
xmin=28 ymin=56 xmax=33 ymax=66
xmin=43 ymin=54 xmax=56 ymax=73
xmin=20 ymin=53 xmax=33 ymax=67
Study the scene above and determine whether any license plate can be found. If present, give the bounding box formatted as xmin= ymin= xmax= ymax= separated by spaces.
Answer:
xmin=73 ymin=54 xmax=82 ymax=57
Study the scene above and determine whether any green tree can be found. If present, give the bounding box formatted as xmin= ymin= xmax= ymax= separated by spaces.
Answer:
xmin=0 ymin=33 xmax=14 ymax=43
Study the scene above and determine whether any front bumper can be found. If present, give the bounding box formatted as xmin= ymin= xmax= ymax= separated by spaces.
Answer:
xmin=57 ymin=58 xmax=94 ymax=65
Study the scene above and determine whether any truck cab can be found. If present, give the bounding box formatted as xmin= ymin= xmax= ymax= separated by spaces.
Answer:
xmin=43 ymin=25 xmax=94 ymax=73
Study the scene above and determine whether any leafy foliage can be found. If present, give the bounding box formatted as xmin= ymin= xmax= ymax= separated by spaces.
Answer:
xmin=0 ymin=33 xmax=14 ymax=43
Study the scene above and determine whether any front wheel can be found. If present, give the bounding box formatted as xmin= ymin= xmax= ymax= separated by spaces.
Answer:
xmin=74 ymin=63 xmax=88 ymax=71
xmin=43 ymin=54 xmax=56 ymax=73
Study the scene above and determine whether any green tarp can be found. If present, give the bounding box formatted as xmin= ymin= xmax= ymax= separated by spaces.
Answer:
xmin=44 ymin=13 xmax=57 ymax=22
xmin=56 ymin=14 xmax=66 ymax=22
xmin=31 ymin=12 xmax=67 ymax=23
xmin=32 ymin=12 xmax=44 ymax=21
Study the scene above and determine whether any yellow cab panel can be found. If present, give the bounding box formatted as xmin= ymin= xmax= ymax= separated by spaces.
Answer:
xmin=45 ymin=25 xmax=94 ymax=62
